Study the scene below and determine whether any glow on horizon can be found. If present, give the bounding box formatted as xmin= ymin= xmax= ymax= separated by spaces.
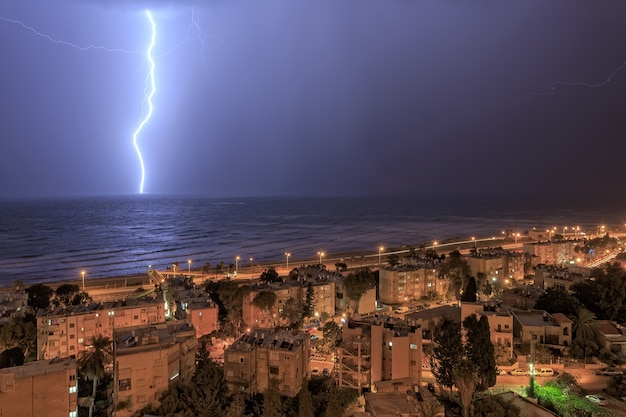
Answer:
xmin=133 ymin=10 xmax=157 ymax=194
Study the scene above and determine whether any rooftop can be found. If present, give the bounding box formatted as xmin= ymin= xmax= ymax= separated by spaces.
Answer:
xmin=114 ymin=321 xmax=195 ymax=352
xmin=37 ymin=298 xmax=162 ymax=318
xmin=512 ymin=310 xmax=559 ymax=327
xmin=0 ymin=357 xmax=75 ymax=379
xmin=228 ymin=328 xmax=308 ymax=353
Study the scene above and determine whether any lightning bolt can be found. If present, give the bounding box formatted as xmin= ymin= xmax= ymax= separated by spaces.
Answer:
xmin=133 ymin=10 xmax=157 ymax=194
xmin=515 ymin=59 xmax=626 ymax=104
xmin=0 ymin=15 xmax=140 ymax=54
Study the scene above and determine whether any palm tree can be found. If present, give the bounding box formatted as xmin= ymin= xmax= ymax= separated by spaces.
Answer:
xmin=77 ymin=336 xmax=112 ymax=417
xmin=573 ymin=308 xmax=601 ymax=358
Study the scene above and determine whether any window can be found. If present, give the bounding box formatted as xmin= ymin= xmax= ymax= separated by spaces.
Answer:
xmin=70 ymin=334 xmax=75 ymax=339
xmin=198 ymin=311 xmax=203 ymax=317
xmin=78 ymin=338 xmax=83 ymax=344
xmin=69 ymin=385 xmax=77 ymax=394
xmin=563 ymin=327 xmax=569 ymax=336
xmin=118 ymin=378 xmax=131 ymax=391
xmin=240 ymin=357 xmax=244 ymax=363
xmin=69 ymin=323 xmax=75 ymax=328
xmin=70 ymin=374 xmax=76 ymax=381
xmin=269 ymin=366 xmax=279 ymax=375
xmin=134 ymin=315 xmax=139 ymax=320
xmin=410 ymin=344 xmax=418 ymax=350
xmin=411 ymin=360 xmax=416 ymax=366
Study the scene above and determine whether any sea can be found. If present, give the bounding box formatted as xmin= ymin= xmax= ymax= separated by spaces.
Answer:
xmin=0 ymin=194 xmax=624 ymax=287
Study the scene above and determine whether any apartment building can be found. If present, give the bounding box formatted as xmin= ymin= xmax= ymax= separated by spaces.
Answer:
xmin=0 ymin=357 xmax=77 ymax=417
xmin=184 ymin=298 xmax=219 ymax=338
xmin=533 ymin=265 xmax=586 ymax=292
xmin=511 ymin=310 xmax=572 ymax=352
xmin=336 ymin=279 xmax=376 ymax=316
xmin=597 ymin=321 xmax=626 ymax=357
xmin=242 ymin=279 xmax=336 ymax=329
xmin=113 ymin=321 xmax=197 ymax=416
xmin=467 ymin=248 xmax=526 ymax=283
xmin=379 ymin=263 xmax=440 ymax=305
xmin=36 ymin=299 xmax=165 ymax=360
xmin=336 ymin=316 xmax=422 ymax=393
xmin=224 ymin=328 xmax=310 ymax=397
xmin=523 ymin=239 xmax=581 ymax=266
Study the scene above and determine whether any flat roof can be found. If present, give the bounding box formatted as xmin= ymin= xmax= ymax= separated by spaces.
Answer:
xmin=228 ymin=328 xmax=308 ymax=353
xmin=512 ymin=310 xmax=558 ymax=327
xmin=0 ymin=357 xmax=75 ymax=379
xmin=114 ymin=321 xmax=195 ymax=352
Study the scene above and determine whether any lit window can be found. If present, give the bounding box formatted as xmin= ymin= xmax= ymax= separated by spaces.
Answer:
xmin=69 ymin=385 xmax=77 ymax=394
xmin=70 ymin=411 xmax=77 ymax=417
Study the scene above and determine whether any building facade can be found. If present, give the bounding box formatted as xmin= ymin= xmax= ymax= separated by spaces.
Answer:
xmin=37 ymin=300 xmax=165 ymax=360
xmin=0 ymin=357 xmax=77 ymax=417
xmin=113 ymin=321 xmax=197 ymax=416
xmin=224 ymin=328 xmax=310 ymax=397
xmin=379 ymin=264 xmax=440 ymax=305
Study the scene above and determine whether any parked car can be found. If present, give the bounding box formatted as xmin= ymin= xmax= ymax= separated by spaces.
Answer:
xmin=509 ymin=368 xmax=528 ymax=376
xmin=585 ymin=394 xmax=608 ymax=406
xmin=535 ymin=368 xmax=555 ymax=377
xmin=595 ymin=367 xmax=624 ymax=376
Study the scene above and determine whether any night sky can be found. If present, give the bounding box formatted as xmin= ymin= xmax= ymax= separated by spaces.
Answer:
xmin=1 ymin=1 xmax=625 ymax=198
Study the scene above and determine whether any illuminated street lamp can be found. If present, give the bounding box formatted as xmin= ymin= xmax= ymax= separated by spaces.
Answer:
xmin=188 ymin=259 xmax=191 ymax=273
xmin=471 ymin=237 xmax=476 ymax=248
xmin=235 ymin=256 xmax=240 ymax=275
xmin=432 ymin=241 xmax=438 ymax=250
xmin=285 ymin=252 xmax=291 ymax=271
xmin=318 ymin=251 xmax=325 ymax=265
xmin=515 ymin=233 xmax=520 ymax=244
xmin=378 ymin=246 xmax=384 ymax=266
xmin=81 ymin=270 xmax=86 ymax=293
xmin=249 ymin=258 xmax=253 ymax=278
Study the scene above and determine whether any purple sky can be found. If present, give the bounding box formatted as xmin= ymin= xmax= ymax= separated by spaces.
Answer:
xmin=1 ymin=0 xmax=625 ymax=198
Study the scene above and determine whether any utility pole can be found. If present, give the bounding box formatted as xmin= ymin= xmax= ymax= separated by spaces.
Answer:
xmin=529 ymin=331 xmax=536 ymax=397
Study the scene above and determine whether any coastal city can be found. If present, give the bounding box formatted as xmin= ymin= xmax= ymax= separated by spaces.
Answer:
xmin=2 ymin=225 xmax=626 ymax=417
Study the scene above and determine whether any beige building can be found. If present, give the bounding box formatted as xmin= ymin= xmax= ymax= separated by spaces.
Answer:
xmin=336 ymin=316 xmax=423 ymax=393
xmin=224 ymin=328 xmax=310 ymax=397
xmin=336 ymin=280 xmax=377 ymax=316
xmin=379 ymin=264 xmax=440 ymax=305
xmin=242 ymin=280 xmax=337 ymax=329
xmin=37 ymin=300 xmax=165 ymax=360
xmin=184 ymin=298 xmax=219 ymax=338
xmin=533 ymin=265 xmax=586 ymax=292
xmin=511 ymin=310 xmax=572 ymax=352
xmin=523 ymin=239 xmax=581 ymax=266
xmin=597 ymin=321 xmax=626 ymax=357
xmin=467 ymin=248 xmax=526 ymax=285
xmin=0 ymin=357 xmax=77 ymax=417
xmin=113 ymin=321 xmax=197 ymax=416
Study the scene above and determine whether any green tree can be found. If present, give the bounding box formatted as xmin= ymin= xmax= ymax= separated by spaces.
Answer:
xmin=26 ymin=283 xmax=53 ymax=313
xmin=321 ymin=321 xmax=341 ymax=348
xmin=260 ymin=267 xmax=281 ymax=284
xmin=460 ymin=276 xmax=477 ymax=302
xmin=473 ymin=395 xmax=521 ymax=417
xmin=534 ymin=287 xmax=581 ymax=317
xmin=453 ymin=358 xmax=478 ymax=417
xmin=281 ymin=297 xmax=304 ymax=327
xmin=344 ymin=269 xmax=376 ymax=312
xmin=431 ymin=319 xmax=463 ymax=391
xmin=253 ymin=291 xmax=277 ymax=311
xmin=0 ymin=347 xmax=25 ymax=368
xmin=438 ymin=250 xmax=469 ymax=298
xmin=463 ymin=314 xmax=496 ymax=391
xmin=297 ymin=378 xmax=315 ymax=417
xmin=572 ymin=308 xmax=601 ymax=358
xmin=54 ymin=283 xmax=81 ymax=306
xmin=77 ymin=336 xmax=112 ymax=417
xmin=303 ymin=283 xmax=316 ymax=319
xmin=262 ymin=379 xmax=282 ymax=417
xmin=386 ymin=253 xmax=400 ymax=267
xmin=606 ymin=374 xmax=626 ymax=399
xmin=0 ymin=316 xmax=37 ymax=359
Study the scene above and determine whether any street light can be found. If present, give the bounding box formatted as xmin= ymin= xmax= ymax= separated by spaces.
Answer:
xmin=285 ymin=252 xmax=291 ymax=271
xmin=235 ymin=256 xmax=240 ymax=276
xmin=249 ymin=258 xmax=253 ymax=278
xmin=378 ymin=246 xmax=384 ymax=266
xmin=471 ymin=237 xmax=476 ymax=248
xmin=188 ymin=259 xmax=191 ymax=273
xmin=81 ymin=270 xmax=85 ymax=293
xmin=318 ymin=251 xmax=325 ymax=265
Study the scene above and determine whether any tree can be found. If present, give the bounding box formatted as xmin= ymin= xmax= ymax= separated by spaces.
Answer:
xmin=253 ymin=291 xmax=277 ymax=311
xmin=571 ymin=308 xmax=601 ymax=358
xmin=260 ymin=267 xmax=281 ymax=284
xmin=0 ymin=347 xmax=25 ymax=368
xmin=281 ymin=297 xmax=304 ymax=327
xmin=606 ymin=375 xmax=626 ymax=399
xmin=344 ymin=269 xmax=376 ymax=313
xmin=321 ymin=321 xmax=342 ymax=348
xmin=297 ymin=378 xmax=315 ymax=417
xmin=460 ymin=276 xmax=477 ymax=302
xmin=0 ymin=316 xmax=37 ymax=359
xmin=463 ymin=314 xmax=496 ymax=391
xmin=535 ymin=287 xmax=581 ymax=317
xmin=473 ymin=395 xmax=521 ymax=417
xmin=438 ymin=250 xmax=469 ymax=298
xmin=262 ymin=379 xmax=282 ymax=417
xmin=335 ymin=262 xmax=347 ymax=273
xmin=453 ymin=358 xmax=478 ymax=417
xmin=55 ymin=283 xmax=81 ymax=306
xmin=303 ymin=283 xmax=316 ymax=319
xmin=225 ymin=392 xmax=250 ymax=417
xmin=431 ymin=319 xmax=463 ymax=391
xmin=77 ymin=336 xmax=112 ymax=417
xmin=386 ymin=254 xmax=400 ymax=267
xmin=26 ymin=283 xmax=53 ymax=312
